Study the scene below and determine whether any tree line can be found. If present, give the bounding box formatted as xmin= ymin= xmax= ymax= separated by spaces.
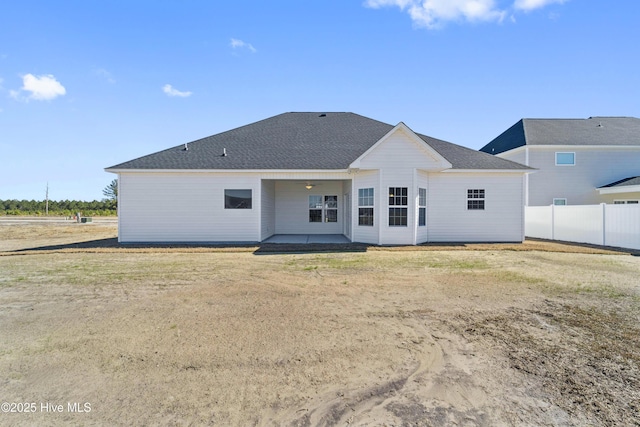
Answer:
xmin=1 ymin=180 xmax=118 ymax=216
xmin=0 ymin=199 xmax=117 ymax=216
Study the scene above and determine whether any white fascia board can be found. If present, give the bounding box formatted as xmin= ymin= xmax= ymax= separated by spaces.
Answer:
xmin=104 ymin=168 xmax=350 ymax=174
xmin=441 ymin=169 xmax=535 ymax=174
xmin=349 ymin=122 xmax=452 ymax=170
xmin=597 ymin=185 xmax=640 ymax=195
xmin=527 ymin=145 xmax=640 ymax=151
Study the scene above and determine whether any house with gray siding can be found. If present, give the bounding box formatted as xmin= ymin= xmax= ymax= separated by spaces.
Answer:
xmin=481 ymin=117 xmax=640 ymax=206
xmin=106 ymin=112 xmax=531 ymax=245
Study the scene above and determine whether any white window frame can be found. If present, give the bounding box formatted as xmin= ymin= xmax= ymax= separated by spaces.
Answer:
xmin=224 ymin=189 xmax=252 ymax=209
xmin=388 ymin=187 xmax=408 ymax=227
xmin=553 ymin=198 xmax=567 ymax=206
xmin=555 ymin=152 xmax=576 ymax=166
xmin=358 ymin=188 xmax=374 ymax=227
xmin=467 ymin=189 xmax=485 ymax=210
xmin=309 ymin=195 xmax=338 ymax=223
xmin=418 ymin=188 xmax=426 ymax=227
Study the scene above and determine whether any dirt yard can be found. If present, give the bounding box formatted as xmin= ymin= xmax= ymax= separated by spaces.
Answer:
xmin=1 ymin=221 xmax=639 ymax=426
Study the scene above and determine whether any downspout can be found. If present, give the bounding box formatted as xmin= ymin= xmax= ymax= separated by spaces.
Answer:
xmin=525 ymin=146 xmax=530 ymax=206
xmin=413 ymin=168 xmax=418 ymax=245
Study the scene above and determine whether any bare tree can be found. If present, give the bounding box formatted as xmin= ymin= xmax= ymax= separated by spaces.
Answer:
xmin=103 ymin=179 xmax=118 ymax=200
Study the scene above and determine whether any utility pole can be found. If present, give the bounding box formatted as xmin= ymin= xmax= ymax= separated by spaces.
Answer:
xmin=45 ymin=182 xmax=49 ymax=216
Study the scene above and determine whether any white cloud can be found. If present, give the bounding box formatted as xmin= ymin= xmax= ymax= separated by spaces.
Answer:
xmin=365 ymin=0 xmax=567 ymax=28
xmin=514 ymin=0 xmax=566 ymax=12
xmin=95 ymin=68 xmax=116 ymax=84
xmin=162 ymin=84 xmax=192 ymax=98
xmin=230 ymin=38 xmax=257 ymax=53
xmin=365 ymin=0 xmax=506 ymax=28
xmin=14 ymin=74 xmax=67 ymax=101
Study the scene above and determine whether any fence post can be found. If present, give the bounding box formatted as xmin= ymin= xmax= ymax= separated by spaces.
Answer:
xmin=550 ymin=204 xmax=555 ymax=240
xmin=601 ymin=203 xmax=606 ymax=246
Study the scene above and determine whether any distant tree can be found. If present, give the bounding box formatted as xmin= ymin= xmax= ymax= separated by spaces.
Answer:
xmin=103 ymin=179 xmax=118 ymax=201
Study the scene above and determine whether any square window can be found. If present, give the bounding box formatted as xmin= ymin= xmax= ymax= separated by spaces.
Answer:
xmin=555 ymin=152 xmax=575 ymax=166
xmin=225 ymin=189 xmax=252 ymax=209
xmin=467 ymin=189 xmax=485 ymax=210
xmin=309 ymin=210 xmax=322 ymax=222
xmin=389 ymin=207 xmax=407 ymax=226
xmin=359 ymin=208 xmax=374 ymax=226
xmin=389 ymin=187 xmax=408 ymax=206
xmin=309 ymin=195 xmax=322 ymax=209
xmin=325 ymin=195 xmax=338 ymax=209
xmin=358 ymin=188 xmax=374 ymax=206
xmin=553 ymin=198 xmax=567 ymax=206
xmin=309 ymin=195 xmax=338 ymax=223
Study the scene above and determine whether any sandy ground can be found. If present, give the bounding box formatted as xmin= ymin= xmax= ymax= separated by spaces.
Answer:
xmin=0 ymin=221 xmax=639 ymax=426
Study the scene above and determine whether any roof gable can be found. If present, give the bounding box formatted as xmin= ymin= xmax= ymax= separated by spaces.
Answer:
xmin=350 ymin=122 xmax=452 ymax=170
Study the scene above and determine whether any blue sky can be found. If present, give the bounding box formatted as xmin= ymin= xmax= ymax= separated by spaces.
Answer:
xmin=1 ymin=0 xmax=638 ymax=201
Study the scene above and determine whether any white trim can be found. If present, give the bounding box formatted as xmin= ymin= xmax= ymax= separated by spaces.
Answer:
xmin=598 ymin=184 xmax=640 ymax=195
xmin=106 ymin=168 xmax=351 ymax=174
xmin=524 ymin=146 xmax=530 ymax=206
xmin=349 ymin=122 xmax=452 ymax=170
xmin=442 ymin=169 xmax=532 ymax=174
xmin=116 ymin=174 xmax=121 ymax=243
xmin=497 ymin=145 xmax=640 ymax=156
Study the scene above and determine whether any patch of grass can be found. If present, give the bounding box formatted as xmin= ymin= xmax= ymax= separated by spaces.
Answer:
xmin=572 ymin=282 xmax=637 ymax=300
xmin=425 ymin=259 xmax=490 ymax=269
xmin=487 ymin=270 xmax=546 ymax=285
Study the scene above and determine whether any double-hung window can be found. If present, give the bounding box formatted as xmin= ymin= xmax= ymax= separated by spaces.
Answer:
xmin=388 ymin=187 xmax=408 ymax=226
xmin=467 ymin=189 xmax=485 ymax=210
xmin=309 ymin=195 xmax=338 ymax=223
xmin=418 ymin=188 xmax=426 ymax=226
xmin=358 ymin=188 xmax=374 ymax=226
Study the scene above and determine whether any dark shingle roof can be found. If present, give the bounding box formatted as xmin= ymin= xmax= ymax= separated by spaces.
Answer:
xmin=598 ymin=176 xmax=640 ymax=189
xmin=480 ymin=117 xmax=640 ymax=155
xmin=107 ymin=112 xmax=530 ymax=171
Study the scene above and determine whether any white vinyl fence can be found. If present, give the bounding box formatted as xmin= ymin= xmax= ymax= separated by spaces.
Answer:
xmin=525 ymin=204 xmax=640 ymax=250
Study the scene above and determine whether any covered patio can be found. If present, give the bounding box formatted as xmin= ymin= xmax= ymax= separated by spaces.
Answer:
xmin=262 ymin=234 xmax=351 ymax=244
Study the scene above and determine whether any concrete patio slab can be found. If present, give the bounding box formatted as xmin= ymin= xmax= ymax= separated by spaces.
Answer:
xmin=263 ymin=234 xmax=350 ymax=244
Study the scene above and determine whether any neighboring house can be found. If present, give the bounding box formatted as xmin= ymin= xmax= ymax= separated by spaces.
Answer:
xmin=480 ymin=117 xmax=640 ymax=206
xmin=105 ymin=112 xmax=531 ymax=245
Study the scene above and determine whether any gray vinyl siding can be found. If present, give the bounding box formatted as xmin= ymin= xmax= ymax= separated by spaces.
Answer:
xmin=427 ymin=173 xmax=525 ymax=242
xmin=261 ymin=180 xmax=276 ymax=240
xmin=378 ymin=168 xmax=416 ymax=245
xmin=352 ymin=170 xmax=380 ymax=244
xmin=526 ymin=147 xmax=640 ymax=205
xmin=498 ymin=148 xmax=526 ymax=165
xmin=119 ymin=173 xmax=261 ymax=242
xmin=416 ymin=171 xmax=429 ymax=244
xmin=274 ymin=180 xmax=344 ymax=235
